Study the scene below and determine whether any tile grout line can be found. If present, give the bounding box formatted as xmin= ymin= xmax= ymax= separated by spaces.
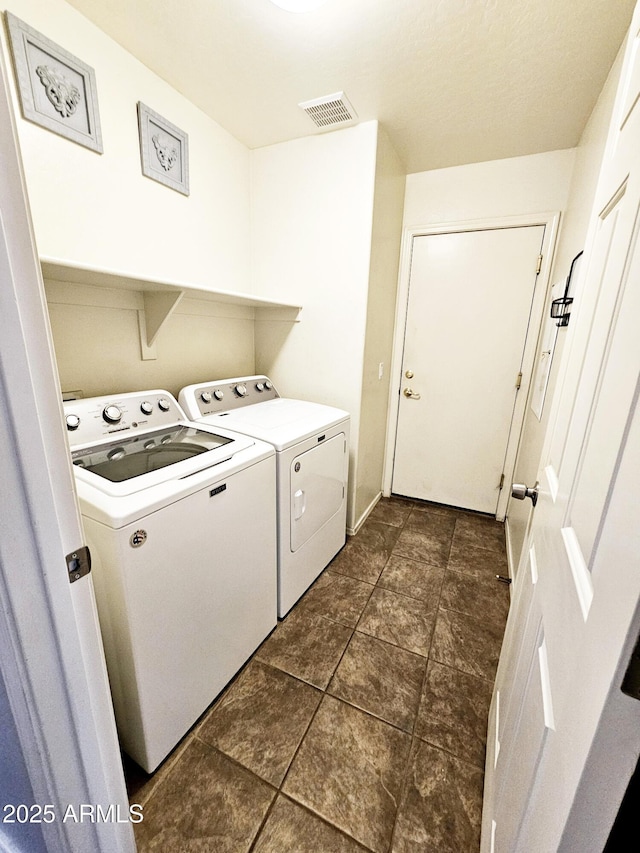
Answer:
xmin=130 ymin=498 xmax=506 ymax=851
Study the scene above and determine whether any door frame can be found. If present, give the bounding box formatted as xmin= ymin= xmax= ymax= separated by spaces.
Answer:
xmin=383 ymin=212 xmax=560 ymax=520
xmin=0 ymin=44 xmax=134 ymax=853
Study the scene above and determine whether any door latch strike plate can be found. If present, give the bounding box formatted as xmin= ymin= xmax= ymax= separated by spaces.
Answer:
xmin=66 ymin=545 xmax=91 ymax=583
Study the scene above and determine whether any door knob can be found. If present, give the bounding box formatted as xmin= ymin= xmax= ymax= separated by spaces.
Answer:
xmin=511 ymin=482 xmax=539 ymax=507
xmin=403 ymin=387 xmax=421 ymax=399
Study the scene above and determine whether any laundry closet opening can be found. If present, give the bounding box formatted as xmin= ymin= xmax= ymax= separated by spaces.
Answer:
xmin=390 ymin=221 xmax=555 ymax=518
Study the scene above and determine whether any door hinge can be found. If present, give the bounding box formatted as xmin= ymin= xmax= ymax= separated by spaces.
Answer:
xmin=535 ymin=254 xmax=543 ymax=275
xmin=66 ymin=545 xmax=91 ymax=583
xmin=516 ymin=371 xmax=523 ymax=390
xmin=498 ymin=473 xmax=505 ymax=490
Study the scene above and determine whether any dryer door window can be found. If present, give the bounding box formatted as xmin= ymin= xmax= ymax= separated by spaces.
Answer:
xmin=290 ymin=432 xmax=346 ymax=552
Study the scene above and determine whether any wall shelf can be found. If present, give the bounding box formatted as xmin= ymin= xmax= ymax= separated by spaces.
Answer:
xmin=41 ymin=258 xmax=302 ymax=355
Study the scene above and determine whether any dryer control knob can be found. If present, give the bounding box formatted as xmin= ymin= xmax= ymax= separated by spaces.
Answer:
xmin=66 ymin=414 xmax=80 ymax=431
xmin=264 ymin=380 xmax=273 ymax=390
xmin=213 ymin=390 xmax=224 ymax=401
xmin=235 ymin=384 xmax=247 ymax=397
xmin=201 ymin=391 xmax=212 ymax=403
xmin=103 ymin=404 xmax=122 ymax=424
xmin=157 ymin=398 xmax=171 ymax=412
xmin=140 ymin=401 xmax=153 ymax=416
xmin=255 ymin=382 xmax=265 ymax=392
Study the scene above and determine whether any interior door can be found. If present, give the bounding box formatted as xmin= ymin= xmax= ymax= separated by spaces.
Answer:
xmin=482 ymin=6 xmax=640 ymax=850
xmin=392 ymin=225 xmax=545 ymax=514
xmin=0 ymin=47 xmax=134 ymax=853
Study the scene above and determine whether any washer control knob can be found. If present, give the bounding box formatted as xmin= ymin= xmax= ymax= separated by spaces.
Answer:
xmin=140 ymin=401 xmax=153 ymax=416
xmin=66 ymin=414 xmax=80 ymax=431
xmin=107 ymin=447 xmax=125 ymax=461
xmin=157 ymin=398 xmax=171 ymax=412
xmin=213 ymin=389 xmax=224 ymax=401
xmin=201 ymin=391 xmax=212 ymax=403
xmin=103 ymin=404 xmax=122 ymax=424
xmin=235 ymin=384 xmax=247 ymax=397
xmin=264 ymin=380 xmax=273 ymax=390
xmin=255 ymin=382 xmax=265 ymax=392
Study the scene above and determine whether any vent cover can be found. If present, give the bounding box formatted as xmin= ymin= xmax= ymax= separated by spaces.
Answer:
xmin=298 ymin=91 xmax=358 ymax=130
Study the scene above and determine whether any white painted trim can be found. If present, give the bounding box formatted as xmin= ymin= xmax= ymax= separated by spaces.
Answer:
xmin=494 ymin=690 xmax=501 ymax=768
xmin=348 ymin=491 xmax=383 ymax=536
xmin=504 ymin=515 xmax=517 ymax=581
xmin=41 ymin=257 xmax=302 ymax=311
xmin=561 ymin=526 xmax=594 ymax=621
xmin=538 ymin=638 xmax=556 ymax=730
xmin=384 ymin=212 xmax=561 ymax=520
xmin=545 ymin=463 xmax=560 ymax=502
xmin=0 ymin=48 xmax=134 ymax=853
xmin=529 ymin=543 xmax=539 ymax=586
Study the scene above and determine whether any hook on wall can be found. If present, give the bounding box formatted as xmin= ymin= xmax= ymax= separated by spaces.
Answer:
xmin=551 ymin=250 xmax=584 ymax=327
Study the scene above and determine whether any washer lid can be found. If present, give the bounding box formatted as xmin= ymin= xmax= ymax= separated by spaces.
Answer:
xmin=72 ymin=424 xmax=233 ymax=483
xmin=210 ymin=398 xmax=349 ymax=450
xmin=71 ymin=422 xmax=259 ymax=497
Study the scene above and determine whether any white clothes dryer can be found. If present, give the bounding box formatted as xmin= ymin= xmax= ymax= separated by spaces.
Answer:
xmin=179 ymin=376 xmax=350 ymax=617
xmin=63 ymin=390 xmax=277 ymax=772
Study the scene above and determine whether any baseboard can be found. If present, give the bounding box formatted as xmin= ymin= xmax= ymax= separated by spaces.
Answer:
xmin=347 ymin=491 xmax=383 ymax=537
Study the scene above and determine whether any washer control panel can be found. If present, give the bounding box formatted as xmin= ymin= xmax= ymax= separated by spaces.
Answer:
xmin=179 ymin=375 xmax=279 ymax=419
xmin=63 ymin=390 xmax=185 ymax=448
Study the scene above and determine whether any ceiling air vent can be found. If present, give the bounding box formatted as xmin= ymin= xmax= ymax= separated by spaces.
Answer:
xmin=298 ymin=91 xmax=358 ymax=131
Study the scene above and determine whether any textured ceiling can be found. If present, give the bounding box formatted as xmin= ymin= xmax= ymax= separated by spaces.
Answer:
xmin=65 ymin=0 xmax=635 ymax=173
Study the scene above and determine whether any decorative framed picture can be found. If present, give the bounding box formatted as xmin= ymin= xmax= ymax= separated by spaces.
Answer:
xmin=137 ymin=102 xmax=189 ymax=196
xmin=4 ymin=12 xmax=103 ymax=153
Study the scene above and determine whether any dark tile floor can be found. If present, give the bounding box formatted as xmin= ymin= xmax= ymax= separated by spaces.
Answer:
xmin=125 ymin=496 xmax=511 ymax=853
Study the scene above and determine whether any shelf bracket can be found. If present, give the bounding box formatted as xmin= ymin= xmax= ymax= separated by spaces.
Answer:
xmin=143 ymin=290 xmax=184 ymax=346
xmin=137 ymin=290 xmax=184 ymax=360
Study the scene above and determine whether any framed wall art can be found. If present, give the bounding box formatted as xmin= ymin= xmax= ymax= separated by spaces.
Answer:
xmin=4 ymin=12 xmax=103 ymax=153
xmin=137 ymin=102 xmax=189 ymax=196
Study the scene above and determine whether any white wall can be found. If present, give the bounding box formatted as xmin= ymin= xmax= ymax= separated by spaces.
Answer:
xmin=404 ymin=149 xmax=576 ymax=227
xmin=2 ymin=0 xmax=252 ymax=292
xmin=45 ymin=283 xmax=256 ymax=399
xmin=1 ymin=0 xmax=258 ymax=398
xmin=506 ymin=45 xmax=625 ymax=567
xmin=252 ymin=122 xmax=380 ymax=529
xmin=3 ymin=2 xmax=404 ymax=533
xmin=356 ymin=127 xmax=405 ymax=524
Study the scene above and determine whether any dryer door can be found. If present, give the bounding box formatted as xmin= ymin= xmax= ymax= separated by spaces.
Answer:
xmin=290 ymin=432 xmax=346 ymax=552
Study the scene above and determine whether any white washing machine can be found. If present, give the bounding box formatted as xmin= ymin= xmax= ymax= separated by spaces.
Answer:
xmin=63 ymin=389 xmax=277 ymax=773
xmin=179 ymin=375 xmax=350 ymax=618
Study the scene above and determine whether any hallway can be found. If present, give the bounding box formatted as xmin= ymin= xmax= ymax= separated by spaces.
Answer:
xmin=125 ymin=496 xmax=511 ymax=852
